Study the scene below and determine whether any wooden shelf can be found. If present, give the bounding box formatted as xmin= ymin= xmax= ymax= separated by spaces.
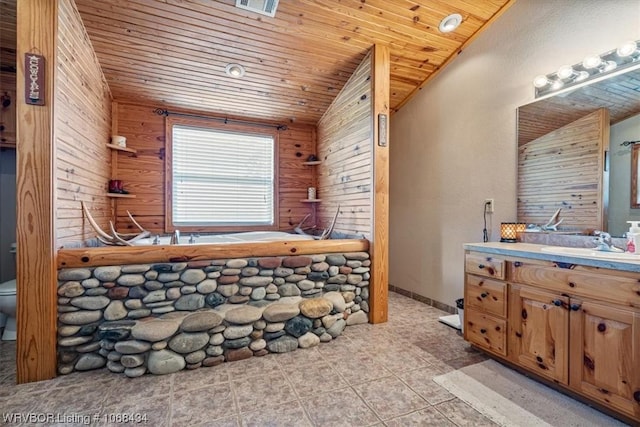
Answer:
xmin=301 ymin=199 xmax=322 ymax=203
xmin=106 ymin=193 xmax=136 ymax=198
xmin=302 ymin=161 xmax=322 ymax=165
xmin=106 ymin=143 xmax=137 ymax=154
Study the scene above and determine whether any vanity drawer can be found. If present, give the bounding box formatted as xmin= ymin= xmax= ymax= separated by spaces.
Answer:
xmin=464 ymin=308 xmax=507 ymax=356
xmin=510 ymin=261 xmax=640 ymax=308
xmin=465 ymin=275 xmax=507 ymax=318
xmin=465 ymin=253 xmax=505 ymax=280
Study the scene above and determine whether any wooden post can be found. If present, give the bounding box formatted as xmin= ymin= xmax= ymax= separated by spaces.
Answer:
xmin=16 ymin=0 xmax=58 ymax=383
xmin=369 ymin=44 xmax=390 ymax=323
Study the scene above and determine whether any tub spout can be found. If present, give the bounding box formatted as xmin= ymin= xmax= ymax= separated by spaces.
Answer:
xmin=170 ymin=230 xmax=180 ymax=245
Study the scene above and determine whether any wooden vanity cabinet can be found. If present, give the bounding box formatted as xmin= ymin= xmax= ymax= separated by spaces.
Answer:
xmin=464 ymin=251 xmax=640 ymax=421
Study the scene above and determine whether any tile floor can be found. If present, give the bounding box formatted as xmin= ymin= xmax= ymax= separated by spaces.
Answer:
xmin=0 ymin=292 xmax=495 ymax=426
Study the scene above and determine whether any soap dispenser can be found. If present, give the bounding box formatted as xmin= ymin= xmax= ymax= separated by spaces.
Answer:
xmin=626 ymin=221 xmax=640 ymax=253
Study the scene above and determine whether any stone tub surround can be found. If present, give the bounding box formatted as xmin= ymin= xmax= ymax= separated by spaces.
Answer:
xmin=56 ymin=252 xmax=370 ymax=376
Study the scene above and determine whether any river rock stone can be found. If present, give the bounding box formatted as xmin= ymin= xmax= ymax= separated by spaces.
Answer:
xmin=205 ymin=293 xmax=226 ymax=307
xmin=263 ymin=330 xmax=286 ymax=340
xmin=124 ymin=366 xmax=147 ymax=378
xmin=181 ymin=286 xmax=197 ymax=295
xmin=249 ymin=338 xmax=266 ymax=351
xmin=327 ymin=274 xmax=347 ymax=284
xmin=203 ymin=355 xmax=225 ymax=367
xmin=323 ymin=291 xmax=347 ymax=312
xmin=299 ymin=298 xmax=333 ymax=318
xmin=264 ymin=322 xmax=285 ymax=332
xmin=326 ymin=255 xmax=347 ymax=266
xmin=298 ymin=332 xmax=320 ymax=348
xmin=327 ymin=319 xmax=346 ymax=338
xmin=346 ymin=310 xmax=368 ymax=325
xmin=298 ymin=280 xmax=315 ymax=291
xmin=107 ymin=287 xmax=129 ymax=300
xmin=158 ymin=273 xmax=181 ymax=282
xmin=239 ymin=286 xmax=252 ymax=296
xmin=239 ymin=276 xmax=272 ymax=287
xmin=196 ymin=279 xmax=217 ymax=294
xmin=227 ymin=259 xmax=248 ymax=269
xmin=343 ymin=292 xmax=356 ymax=303
xmin=225 ymin=305 xmax=264 ymax=324
xmin=185 ymin=350 xmax=206 ymax=364
xmin=311 ymin=262 xmax=329 ymax=272
xmin=274 ymin=267 xmax=294 ymax=277
xmin=206 ymin=345 xmax=223 ymax=356
xmin=106 ymin=361 xmax=125 ymax=373
xmin=262 ymin=303 xmax=300 ymax=322
xmin=115 ymin=340 xmax=152 ymax=354
xmin=347 ymin=274 xmax=363 ymax=285
xmin=94 ymin=266 xmax=121 ymax=281
xmin=241 ymin=267 xmax=260 ymax=277
xmin=339 ymin=266 xmax=353 ymax=275
xmin=128 ymin=309 xmax=151 ymax=319
xmin=223 ymin=337 xmax=252 ymax=349
xmin=223 ymin=325 xmax=254 ymax=339
xmin=70 ymin=296 xmax=110 ymax=310
xmin=120 ymin=354 xmax=145 ymax=368
xmin=282 ymin=256 xmax=312 ymax=268
xmin=346 ymin=260 xmax=362 ymax=268
xmin=345 ymin=252 xmax=369 ymax=260
xmin=278 ymin=283 xmax=301 ymax=297
xmin=117 ymin=274 xmax=145 ymax=287
xmin=58 ymin=335 xmax=93 ymax=347
xmin=59 ymin=269 xmax=92 ymax=281
xmin=361 ymin=301 xmax=370 ymax=312
xmin=175 ymin=294 xmax=205 ymax=311
xmin=58 ymin=281 xmax=85 ymax=298
xmin=145 ymin=270 xmax=159 ymax=280
xmin=285 ymin=274 xmax=305 ymax=283
xmin=181 ymin=311 xmax=223 ymax=332
xmin=209 ymin=333 xmax=224 ymax=345
xmin=308 ymin=272 xmax=330 ymax=281
xmin=59 ymin=310 xmax=102 ymax=325
xmin=132 ymin=319 xmax=180 ymax=342
xmin=250 ymin=287 xmax=266 ymax=300
xmin=147 ymin=349 xmax=186 ymax=375
xmin=104 ymin=300 xmax=127 ymax=321
xmin=225 ymin=347 xmax=253 ymax=362
xmin=285 ymin=316 xmax=312 ymax=337
xmin=295 ymin=266 xmax=311 ymax=275
xmin=58 ymin=325 xmax=81 ymax=337
xmin=217 ymin=284 xmax=239 ymax=297
xmin=266 ymin=336 xmax=298 ymax=353
xmin=74 ymin=354 xmax=106 ymax=371
xmin=145 ymin=281 xmax=164 ymax=291
xmin=265 ymin=284 xmax=278 ymax=294
xmin=169 ymin=332 xmax=209 ymax=353
xmin=181 ymin=269 xmax=206 ymax=285
xmin=217 ymin=275 xmax=240 ymax=285
xmin=81 ymin=278 xmax=100 ymax=289
xmin=128 ymin=287 xmax=148 ymax=299
xmin=258 ymin=257 xmax=282 ymax=269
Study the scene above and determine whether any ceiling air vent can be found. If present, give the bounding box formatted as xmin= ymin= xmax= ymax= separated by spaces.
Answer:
xmin=235 ymin=0 xmax=279 ymax=18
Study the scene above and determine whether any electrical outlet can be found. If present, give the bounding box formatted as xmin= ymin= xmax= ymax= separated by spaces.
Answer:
xmin=485 ymin=198 xmax=494 ymax=213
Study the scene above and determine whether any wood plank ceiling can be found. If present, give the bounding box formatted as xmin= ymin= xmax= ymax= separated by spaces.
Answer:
xmin=71 ymin=0 xmax=514 ymax=125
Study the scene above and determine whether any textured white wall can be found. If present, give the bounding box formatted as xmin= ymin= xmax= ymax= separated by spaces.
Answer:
xmin=389 ymin=0 xmax=640 ymax=306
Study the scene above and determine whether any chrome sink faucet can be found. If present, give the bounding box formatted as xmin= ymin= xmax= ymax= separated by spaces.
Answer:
xmin=170 ymin=229 xmax=180 ymax=244
xmin=593 ymin=231 xmax=623 ymax=252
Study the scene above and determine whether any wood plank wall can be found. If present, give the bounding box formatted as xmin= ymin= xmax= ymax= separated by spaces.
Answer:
xmin=316 ymin=51 xmax=372 ymax=238
xmin=518 ymin=109 xmax=610 ymax=232
xmin=55 ymin=0 xmax=112 ymax=247
xmin=113 ymin=102 xmax=316 ymax=234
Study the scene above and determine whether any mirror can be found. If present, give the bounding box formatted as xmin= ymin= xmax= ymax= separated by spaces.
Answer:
xmin=517 ymin=66 xmax=640 ymax=236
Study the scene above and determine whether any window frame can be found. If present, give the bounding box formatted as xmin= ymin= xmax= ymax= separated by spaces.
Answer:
xmin=164 ymin=116 xmax=280 ymax=233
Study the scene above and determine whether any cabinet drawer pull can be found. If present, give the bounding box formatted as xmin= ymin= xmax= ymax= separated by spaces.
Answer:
xmin=480 ymin=292 xmax=488 ymax=298
xmin=553 ymin=299 xmax=562 ymax=306
xmin=480 ymin=328 xmax=487 ymax=334
xmin=570 ymin=303 xmax=582 ymax=311
xmin=514 ymin=261 xmax=522 ymax=267
xmin=478 ymin=264 xmax=485 ymax=269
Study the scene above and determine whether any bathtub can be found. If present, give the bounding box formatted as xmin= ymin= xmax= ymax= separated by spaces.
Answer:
xmin=133 ymin=231 xmax=315 ymax=246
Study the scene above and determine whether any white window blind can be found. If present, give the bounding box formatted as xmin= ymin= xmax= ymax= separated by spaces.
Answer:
xmin=172 ymin=125 xmax=275 ymax=226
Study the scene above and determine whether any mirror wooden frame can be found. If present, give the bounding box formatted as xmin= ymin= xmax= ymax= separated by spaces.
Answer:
xmin=631 ymin=144 xmax=640 ymax=209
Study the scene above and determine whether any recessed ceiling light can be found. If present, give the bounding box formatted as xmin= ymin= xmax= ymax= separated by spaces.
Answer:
xmin=225 ymin=63 xmax=245 ymax=78
xmin=439 ymin=13 xmax=462 ymax=33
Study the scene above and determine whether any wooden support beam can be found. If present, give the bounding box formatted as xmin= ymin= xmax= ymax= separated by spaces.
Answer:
xmin=369 ymin=44 xmax=390 ymax=324
xmin=16 ymin=0 xmax=58 ymax=383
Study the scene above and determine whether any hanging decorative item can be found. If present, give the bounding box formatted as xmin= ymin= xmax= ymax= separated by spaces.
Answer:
xmin=24 ymin=53 xmax=45 ymax=106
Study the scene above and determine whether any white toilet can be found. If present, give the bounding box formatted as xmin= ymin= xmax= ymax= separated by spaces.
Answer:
xmin=0 ymin=243 xmax=17 ymax=341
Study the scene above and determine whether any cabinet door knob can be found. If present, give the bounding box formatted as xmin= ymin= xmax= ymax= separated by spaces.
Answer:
xmin=514 ymin=261 xmax=522 ymax=267
xmin=570 ymin=303 xmax=582 ymax=311
xmin=480 ymin=328 xmax=487 ymax=334
xmin=478 ymin=264 xmax=485 ymax=269
xmin=553 ymin=299 xmax=562 ymax=306
xmin=480 ymin=292 xmax=488 ymax=298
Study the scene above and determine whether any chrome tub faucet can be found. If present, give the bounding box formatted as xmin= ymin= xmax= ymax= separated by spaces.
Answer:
xmin=170 ymin=230 xmax=180 ymax=244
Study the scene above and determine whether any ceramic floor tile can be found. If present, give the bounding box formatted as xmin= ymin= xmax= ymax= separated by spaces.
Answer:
xmin=383 ymin=407 xmax=457 ymax=426
xmin=172 ymin=382 xmax=237 ymax=425
xmin=186 ymin=414 xmax=242 ymax=427
xmin=283 ymin=361 xmax=347 ymax=397
xmin=353 ymin=376 xmax=428 ymax=420
xmin=104 ymin=371 xmax=173 ymax=405
xmin=301 ymin=387 xmax=381 ymax=427
xmin=99 ymin=394 xmax=172 ymax=427
xmin=329 ymin=354 xmax=393 ymax=385
xmin=396 ymin=366 xmax=456 ymax=405
xmin=232 ymin=370 xmax=298 ymax=413
xmin=434 ymin=397 xmax=499 ymax=426
xmin=223 ymin=353 xmax=281 ymax=380
xmin=172 ymin=363 xmax=230 ymax=394
xmin=240 ymin=400 xmax=312 ymax=427
xmin=272 ymin=346 xmax=324 ymax=369
xmin=368 ymin=346 xmax=434 ymax=374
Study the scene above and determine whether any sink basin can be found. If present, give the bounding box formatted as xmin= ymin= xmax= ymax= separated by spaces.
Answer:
xmin=540 ymin=246 xmax=640 ymax=261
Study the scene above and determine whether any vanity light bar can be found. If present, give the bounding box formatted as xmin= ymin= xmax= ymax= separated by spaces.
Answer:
xmin=533 ymin=39 xmax=640 ymax=98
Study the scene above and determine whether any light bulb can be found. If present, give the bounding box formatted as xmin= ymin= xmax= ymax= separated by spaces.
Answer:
xmin=533 ymin=75 xmax=549 ymax=88
xmin=603 ymin=60 xmax=617 ymax=72
xmin=550 ymin=79 xmax=564 ymax=90
xmin=617 ymin=40 xmax=637 ymax=57
xmin=582 ymin=55 xmax=602 ymax=69
xmin=574 ymin=71 xmax=589 ymax=82
xmin=557 ymin=65 xmax=574 ymax=80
